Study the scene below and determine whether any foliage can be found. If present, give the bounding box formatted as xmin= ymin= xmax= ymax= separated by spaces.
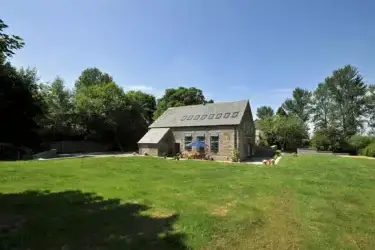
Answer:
xmin=153 ymin=87 xmax=211 ymax=119
xmin=75 ymin=81 xmax=147 ymax=150
xmin=0 ymin=19 xmax=24 ymax=61
xmin=309 ymin=65 xmax=368 ymax=151
xmin=258 ymin=115 xmax=308 ymax=150
xmin=74 ymin=67 xmax=113 ymax=90
xmin=0 ymin=62 xmax=43 ymax=148
xmin=276 ymin=106 xmax=287 ymax=117
xmin=367 ymin=84 xmax=375 ymax=135
xmin=256 ymin=106 xmax=274 ymax=120
xmin=325 ymin=65 xmax=367 ymax=137
xmin=273 ymin=115 xmax=308 ymax=150
xmin=347 ymin=135 xmax=375 ymax=153
xmin=0 ymin=19 xmax=43 ymax=149
xmin=37 ymin=77 xmax=78 ymax=142
xmin=126 ymin=90 xmax=156 ymax=125
xmin=231 ymin=148 xmax=239 ymax=162
xmin=282 ymin=88 xmax=312 ymax=122
xmin=311 ymin=130 xmax=331 ymax=151
xmin=361 ymin=142 xmax=375 ymax=157
xmin=311 ymin=83 xmax=332 ymax=130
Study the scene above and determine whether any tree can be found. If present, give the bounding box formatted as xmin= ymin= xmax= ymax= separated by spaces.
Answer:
xmin=367 ymin=84 xmax=375 ymax=135
xmin=126 ymin=91 xmax=156 ymax=125
xmin=273 ymin=115 xmax=308 ymax=150
xmin=75 ymin=82 xmax=147 ymax=150
xmin=37 ymin=77 xmax=77 ymax=141
xmin=0 ymin=21 xmax=43 ymax=149
xmin=311 ymin=82 xmax=333 ymax=130
xmin=75 ymin=67 xmax=113 ymax=90
xmin=325 ymin=65 xmax=367 ymax=138
xmin=276 ymin=106 xmax=287 ymax=117
xmin=153 ymin=87 xmax=209 ymax=119
xmin=311 ymin=130 xmax=331 ymax=151
xmin=256 ymin=106 xmax=274 ymax=120
xmin=258 ymin=115 xmax=308 ymax=150
xmin=0 ymin=19 xmax=24 ymax=62
xmin=282 ymin=88 xmax=312 ymax=122
xmin=0 ymin=63 xmax=43 ymax=148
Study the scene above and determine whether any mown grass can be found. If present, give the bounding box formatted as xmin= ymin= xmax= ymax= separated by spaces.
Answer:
xmin=0 ymin=155 xmax=374 ymax=249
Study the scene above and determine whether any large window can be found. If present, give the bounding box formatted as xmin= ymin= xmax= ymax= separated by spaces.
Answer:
xmin=210 ymin=136 xmax=219 ymax=153
xmin=184 ymin=135 xmax=192 ymax=151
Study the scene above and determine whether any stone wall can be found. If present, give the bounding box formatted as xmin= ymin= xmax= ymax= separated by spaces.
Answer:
xmin=139 ymin=145 xmax=159 ymax=156
xmin=171 ymin=126 xmax=235 ymax=161
xmin=237 ymin=104 xmax=256 ymax=160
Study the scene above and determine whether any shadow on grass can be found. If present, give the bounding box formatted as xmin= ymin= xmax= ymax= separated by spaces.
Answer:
xmin=0 ymin=190 xmax=188 ymax=250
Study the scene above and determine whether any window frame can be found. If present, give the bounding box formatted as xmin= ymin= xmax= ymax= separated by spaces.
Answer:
xmin=210 ymin=135 xmax=219 ymax=153
xmin=184 ymin=135 xmax=193 ymax=151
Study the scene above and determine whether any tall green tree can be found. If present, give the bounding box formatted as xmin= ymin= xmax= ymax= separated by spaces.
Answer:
xmin=75 ymin=82 xmax=147 ymax=150
xmin=367 ymin=84 xmax=375 ymax=135
xmin=126 ymin=91 xmax=156 ymax=125
xmin=282 ymin=88 xmax=312 ymax=122
xmin=37 ymin=77 xmax=76 ymax=141
xmin=258 ymin=115 xmax=308 ymax=149
xmin=74 ymin=67 xmax=113 ymax=90
xmin=0 ymin=20 xmax=43 ymax=149
xmin=0 ymin=63 xmax=43 ymax=148
xmin=325 ymin=65 xmax=367 ymax=138
xmin=273 ymin=115 xmax=308 ymax=150
xmin=256 ymin=106 xmax=274 ymax=120
xmin=311 ymin=82 xmax=333 ymax=130
xmin=154 ymin=87 xmax=210 ymax=119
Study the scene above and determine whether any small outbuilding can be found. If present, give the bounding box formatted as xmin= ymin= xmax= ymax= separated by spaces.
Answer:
xmin=138 ymin=100 xmax=256 ymax=161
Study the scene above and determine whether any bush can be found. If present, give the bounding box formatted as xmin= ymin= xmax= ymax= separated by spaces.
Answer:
xmin=231 ymin=148 xmax=239 ymax=162
xmin=347 ymin=135 xmax=375 ymax=153
xmin=361 ymin=142 xmax=375 ymax=157
xmin=311 ymin=132 xmax=331 ymax=151
xmin=274 ymin=151 xmax=281 ymax=159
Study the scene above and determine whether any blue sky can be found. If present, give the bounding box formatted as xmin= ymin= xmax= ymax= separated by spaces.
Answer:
xmin=3 ymin=0 xmax=374 ymax=112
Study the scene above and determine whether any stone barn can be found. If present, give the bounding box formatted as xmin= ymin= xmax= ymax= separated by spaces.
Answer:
xmin=138 ymin=100 xmax=256 ymax=161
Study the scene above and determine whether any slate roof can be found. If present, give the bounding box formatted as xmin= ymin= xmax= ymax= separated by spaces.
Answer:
xmin=149 ymin=100 xmax=249 ymax=128
xmin=138 ymin=128 xmax=170 ymax=144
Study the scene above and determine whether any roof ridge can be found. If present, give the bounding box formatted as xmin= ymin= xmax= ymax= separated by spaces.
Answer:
xmin=167 ymin=99 xmax=248 ymax=110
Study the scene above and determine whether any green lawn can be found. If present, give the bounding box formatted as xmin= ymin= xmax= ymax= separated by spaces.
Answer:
xmin=0 ymin=156 xmax=375 ymax=249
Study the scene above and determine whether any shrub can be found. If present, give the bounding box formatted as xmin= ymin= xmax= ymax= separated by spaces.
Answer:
xmin=174 ymin=153 xmax=180 ymax=161
xmin=231 ymin=148 xmax=239 ymax=162
xmin=311 ymin=132 xmax=331 ymax=151
xmin=361 ymin=142 xmax=375 ymax=157
xmin=273 ymin=151 xmax=281 ymax=159
xmin=347 ymin=135 xmax=375 ymax=153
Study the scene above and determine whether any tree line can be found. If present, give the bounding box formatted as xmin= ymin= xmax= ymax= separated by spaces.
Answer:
xmin=2 ymin=18 xmax=374 ymax=156
xmin=256 ymin=65 xmax=375 ymax=154
xmin=0 ymin=19 xmax=212 ymax=153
